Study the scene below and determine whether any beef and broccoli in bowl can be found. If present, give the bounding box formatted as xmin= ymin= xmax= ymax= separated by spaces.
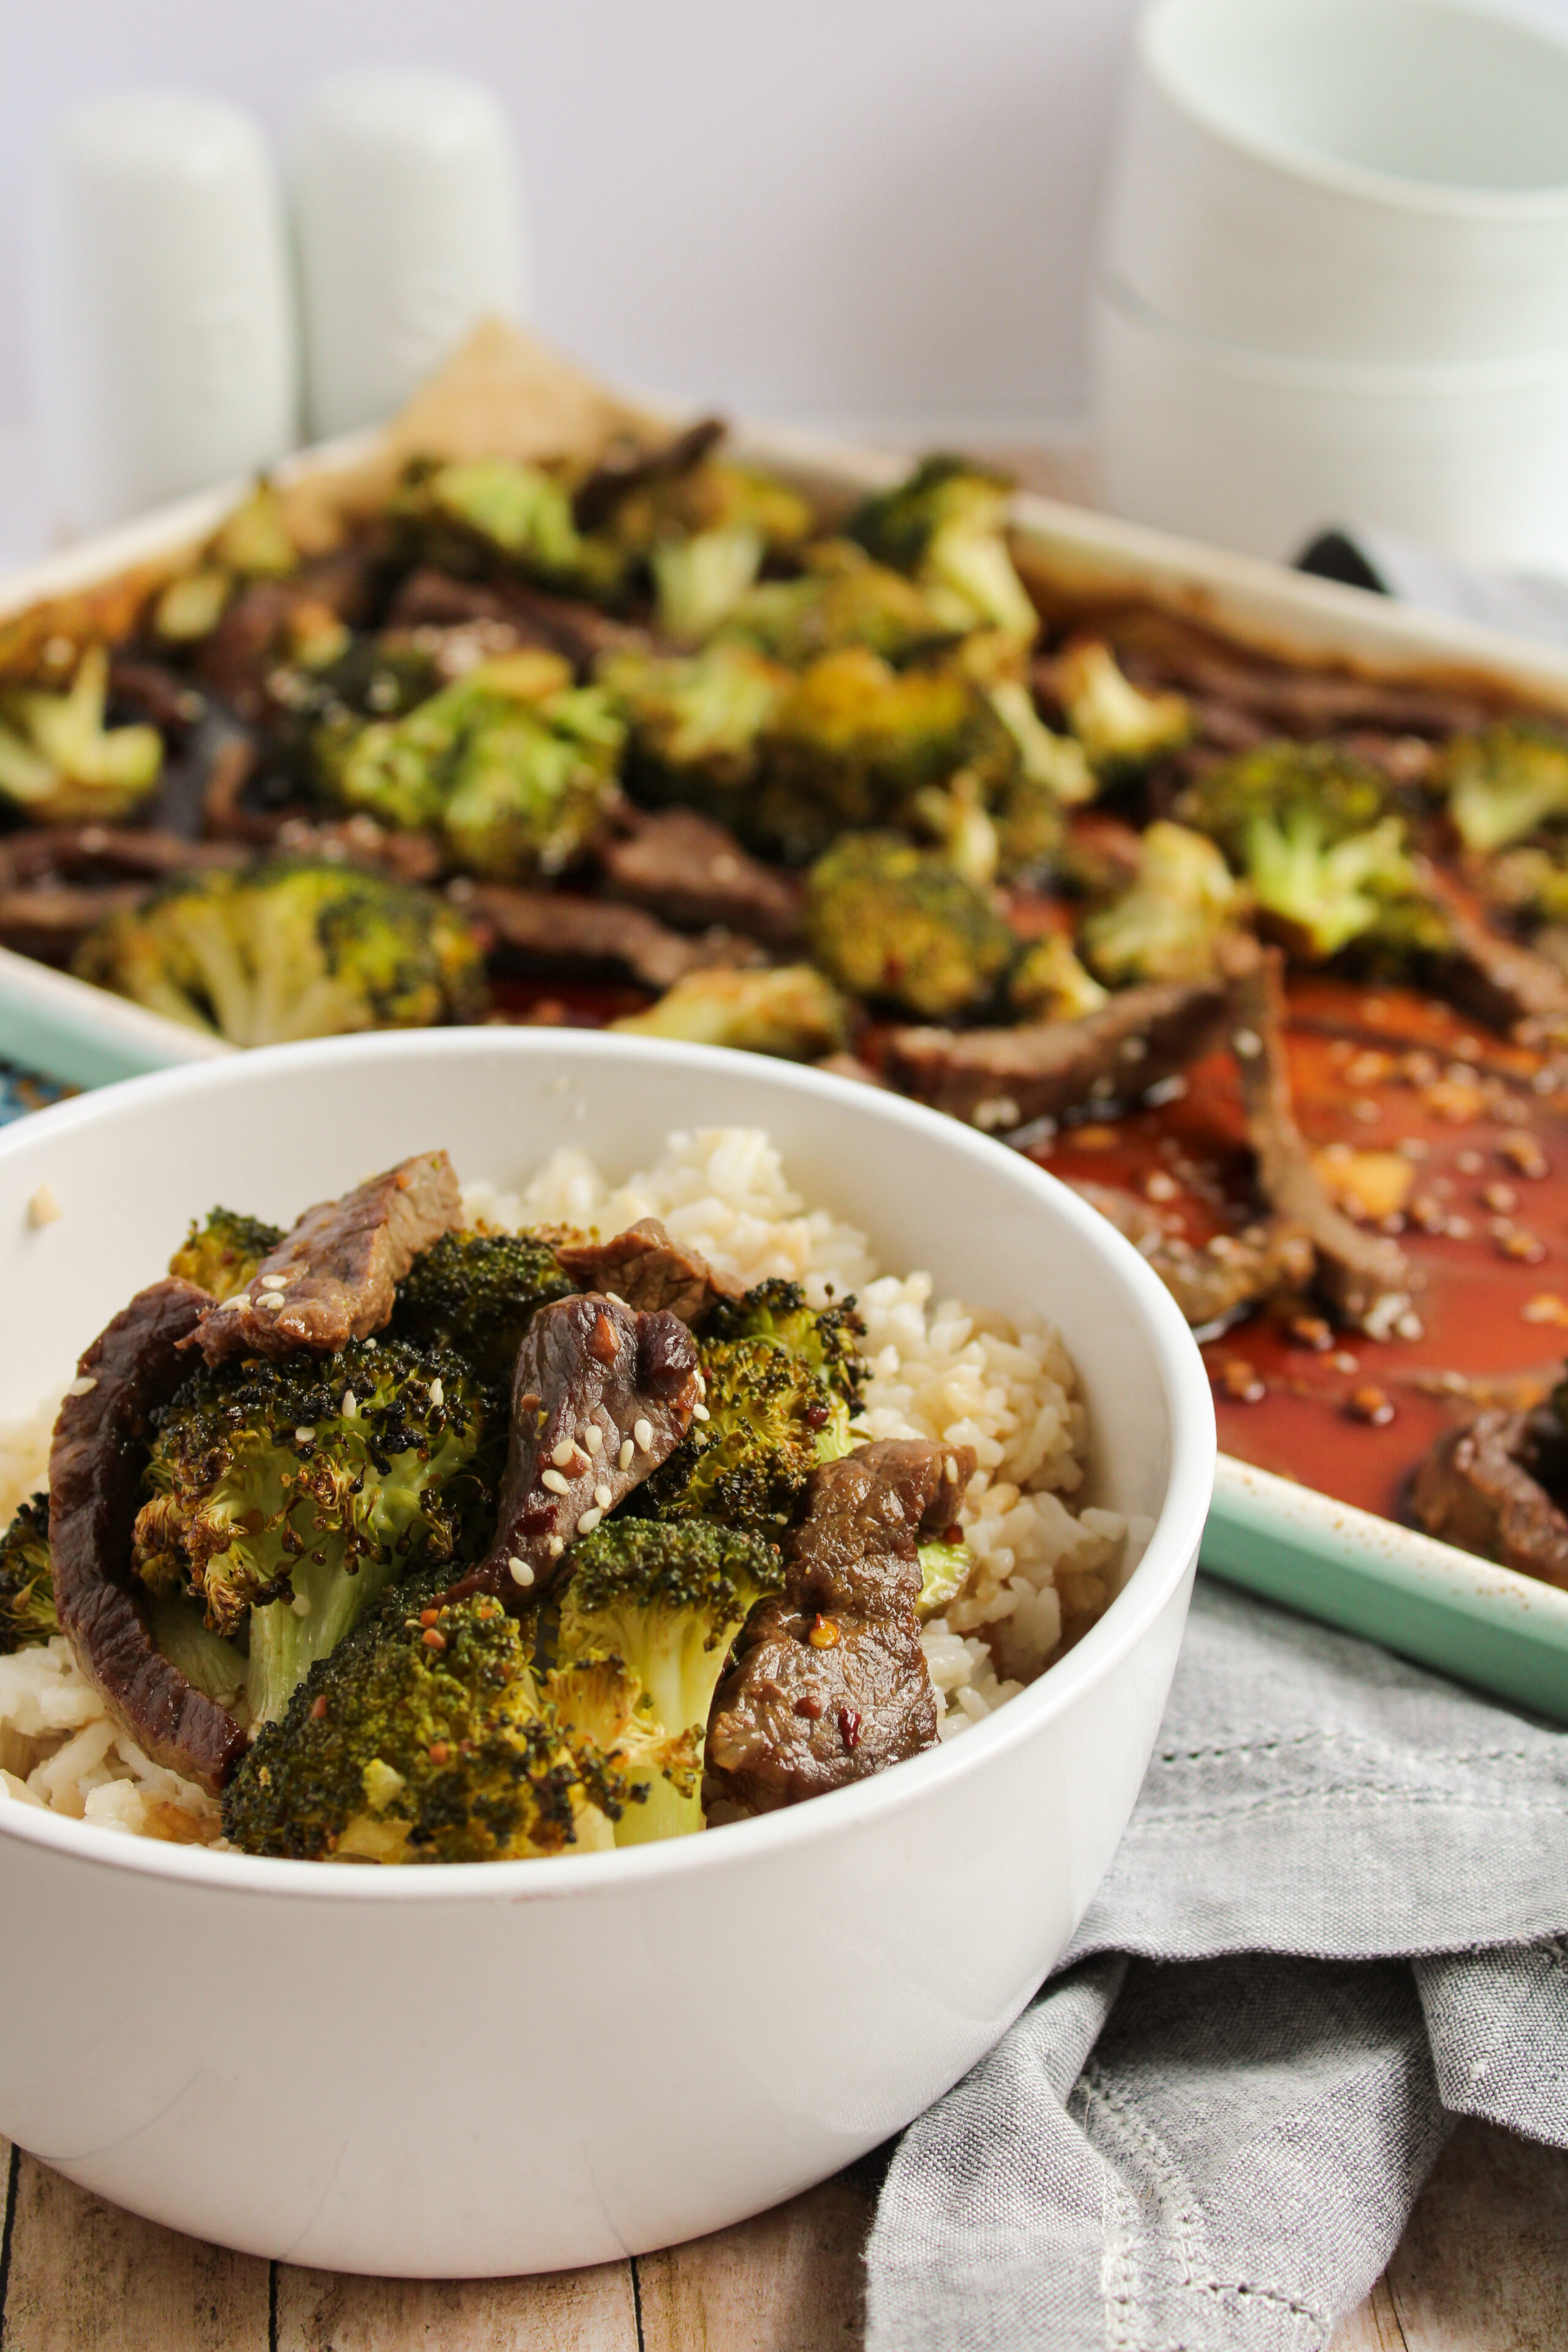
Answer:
xmin=0 ymin=1127 xmax=1132 ymax=1861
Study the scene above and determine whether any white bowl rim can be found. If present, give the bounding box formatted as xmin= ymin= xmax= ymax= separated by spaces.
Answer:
xmin=1097 ymin=270 xmax=1568 ymax=394
xmin=1141 ymin=0 xmax=1568 ymax=223
xmin=0 ymin=1027 xmax=1215 ymax=1903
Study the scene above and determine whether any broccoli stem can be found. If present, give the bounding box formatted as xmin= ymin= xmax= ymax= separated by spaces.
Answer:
xmin=246 ymin=1550 xmax=410 ymax=1725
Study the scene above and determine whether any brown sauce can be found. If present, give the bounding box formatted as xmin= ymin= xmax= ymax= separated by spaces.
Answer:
xmin=1031 ymin=976 xmax=1568 ymax=1525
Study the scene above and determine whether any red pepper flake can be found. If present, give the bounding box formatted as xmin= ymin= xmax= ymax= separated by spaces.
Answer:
xmin=1408 ymin=1194 xmax=1448 ymax=1234
xmin=1286 ymin=1315 xmax=1333 ymax=1353
xmin=309 ymin=1694 xmax=328 ymax=1722
xmin=1348 ymin=1385 xmax=1396 ymax=1427
xmin=428 ymin=1741 xmax=450 ymax=1766
xmin=837 ymin=1706 xmax=862 ymax=1752
xmin=794 ymin=1694 xmax=823 ymax=1720
xmin=421 ymin=1628 xmax=447 ymax=1652
xmin=1482 ymin=1182 xmax=1519 ymax=1215
xmin=1499 ymin=1134 xmax=1550 ymax=1179
xmin=587 ymin=1311 xmax=619 ymax=1365
xmin=1218 ymin=1357 xmax=1266 ymax=1404
xmin=1496 ymin=1226 xmax=1547 ymax=1264
xmin=808 ymin=1613 xmax=840 ymax=1649
xmin=418 ymin=1608 xmax=440 ymax=1628
xmin=943 ymin=1521 xmax=965 ymax=1545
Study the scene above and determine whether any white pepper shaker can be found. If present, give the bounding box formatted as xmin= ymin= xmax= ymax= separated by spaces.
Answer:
xmin=292 ymin=68 xmax=529 ymax=442
xmin=34 ymin=91 xmax=298 ymax=535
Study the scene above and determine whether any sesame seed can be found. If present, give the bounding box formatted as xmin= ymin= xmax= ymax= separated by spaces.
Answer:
xmin=583 ymin=1425 xmax=603 ymax=1454
xmin=944 ymin=1454 xmax=958 ymax=1483
xmin=428 ymin=1378 xmax=443 ymax=1409
xmin=508 ymin=1555 xmax=535 ymax=1588
xmin=341 ymin=1392 xmax=356 ymax=1419
xmin=594 ymin=1482 xmax=612 ymax=1510
xmin=295 ymin=1427 xmax=315 ymax=1445
xmin=421 ymin=1628 xmax=447 ymax=1651
xmin=363 ymin=1336 xmax=377 ymax=1351
xmin=546 ymin=1536 xmax=565 ymax=1559
xmin=619 ymin=1438 xmax=635 ymax=1470
xmin=1231 ymin=1028 xmax=1262 ymax=1060
xmin=551 ymin=1438 xmax=576 ymax=1468
xmin=692 ymin=1401 xmax=710 ymax=1422
xmin=541 ymin=1468 xmax=571 ymax=1494
xmin=258 ymin=1273 xmax=287 ymax=1291
xmin=253 ymin=1291 xmax=283 ymax=1311
xmin=66 ymin=1374 xmax=96 ymax=1398
xmin=693 ymin=1370 xmax=706 ymax=1396
xmin=577 ymin=1506 xmax=603 ymax=1534
xmin=291 ymin=1593 xmax=311 ymax=1617
xmin=634 ymin=1417 xmax=654 ymax=1452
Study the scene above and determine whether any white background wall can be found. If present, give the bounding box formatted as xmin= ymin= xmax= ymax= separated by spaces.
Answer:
xmin=5 ymin=0 xmax=1568 ymax=548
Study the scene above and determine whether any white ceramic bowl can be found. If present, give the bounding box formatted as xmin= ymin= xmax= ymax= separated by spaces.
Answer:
xmin=1094 ymin=272 xmax=1568 ymax=569
xmin=0 ymin=1030 xmax=1212 ymax=2275
xmin=1101 ymin=0 xmax=1568 ymax=366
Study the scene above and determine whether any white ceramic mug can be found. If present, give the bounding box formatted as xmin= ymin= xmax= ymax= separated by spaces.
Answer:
xmin=33 ymin=91 xmax=298 ymax=537
xmin=292 ymin=67 xmax=528 ymax=441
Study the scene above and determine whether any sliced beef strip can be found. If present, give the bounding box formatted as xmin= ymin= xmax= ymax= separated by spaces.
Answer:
xmin=193 ymin=551 xmax=380 ymax=720
xmin=702 ymin=1438 xmax=971 ymax=1818
xmin=0 ymin=826 xmax=247 ymax=888
xmin=386 ymin=567 xmax=656 ymax=675
xmin=0 ymin=883 xmax=144 ymax=960
xmin=883 ymin=954 xmax=1249 ymax=1130
xmin=1068 ymin=1180 xmax=1313 ymax=1333
xmin=469 ymin=1292 xmax=700 ymax=1600
xmin=192 ymin=1150 xmax=462 ymax=1364
xmin=570 ymin=416 xmax=726 ymax=532
xmin=1409 ymin=1408 xmax=1568 ymax=1589
xmin=554 ymin=1218 xmax=743 ymax=1322
xmin=1101 ymin=618 xmax=1498 ymax=741
xmin=1412 ymin=856 xmax=1568 ymax=1041
xmin=595 ymin=808 xmax=805 ymax=948
xmin=1229 ymin=948 xmax=1415 ymax=1335
xmin=50 ymin=1278 xmax=246 ymax=1793
xmin=464 ymin=881 xmax=764 ymax=989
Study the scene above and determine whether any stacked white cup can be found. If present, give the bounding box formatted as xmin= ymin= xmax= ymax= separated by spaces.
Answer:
xmin=1095 ymin=0 xmax=1568 ymax=569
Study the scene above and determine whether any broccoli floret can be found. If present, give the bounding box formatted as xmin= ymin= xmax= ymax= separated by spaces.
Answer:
xmin=638 ymin=1283 xmax=863 ymax=1533
xmin=1174 ymin=739 xmax=1390 ymax=857
xmin=911 ymin=771 xmax=1001 ymax=888
xmin=1047 ymin=639 xmax=1191 ymax=774
xmin=1436 ymin=722 xmax=1568 ymax=854
xmin=334 ymin=650 xmax=625 ymax=880
xmin=805 ymin=830 xmax=1016 ymax=1018
xmin=1082 ymin=820 xmax=1246 ymax=984
xmin=401 ymin=457 xmax=624 ymax=602
xmin=0 ymin=1494 xmax=56 ymax=1654
xmin=556 ymin=1517 xmax=785 ymax=1839
xmin=916 ymin=1539 xmax=973 ymax=1618
xmin=611 ymin=457 xmax=814 ymax=642
xmin=224 ymin=1585 xmax=642 ymax=1862
xmin=611 ymin=964 xmax=849 ymax=1058
xmin=1008 ymin=932 xmax=1109 ymax=1020
xmin=845 ymin=456 xmax=1038 ymax=641
xmin=168 ymin=1207 xmax=285 ymax=1302
xmin=388 ymin=1227 xmax=579 ymax=1400
xmin=74 ymin=859 xmax=488 ymax=1046
xmin=1245 ymin=809 xmax=1415 ymax=961
xmin=717 ymin=541 xmax=954 ymax=667
xmin=598 ymin=640 xmax=792 ymax=816
xmin=0 ymin=645 xmax=162 ymax=821
xmin=132 ymin=1336 xmax=492 ymax=1724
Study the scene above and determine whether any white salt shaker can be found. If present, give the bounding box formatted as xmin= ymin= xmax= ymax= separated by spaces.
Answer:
xmin=292 ymin=68 xmax=529 ymax=442
xmin=34 ymin=91 xmax=298 ymax=535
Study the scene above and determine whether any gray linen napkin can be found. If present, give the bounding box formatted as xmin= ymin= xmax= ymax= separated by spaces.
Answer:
xmin=866 ymin=1578 xmax=1568 ymax=2351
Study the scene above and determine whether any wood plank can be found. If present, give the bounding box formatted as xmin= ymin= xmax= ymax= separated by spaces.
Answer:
xmin=1387 ymin=2116 xmax=1568 ymax=2352
xmin=0 ymin=2152 xmax=270 ymax=2352
xmin=636 ymin=2174 xmax=872 ymax=2352
xmin=273 ymin=2256 xmax=640 ymax=2352
xmin=1329 ymin=2275 xmax=1409 ymax=2351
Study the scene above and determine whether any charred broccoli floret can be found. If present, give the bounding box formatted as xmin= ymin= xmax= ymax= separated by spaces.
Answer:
xmin=604 ymin=454 xmax=813 ymax=641
xmin=74 ymin=859 xmax=487 ymax=1046
xmin=168 ymin=1207 xmax=284 ymax=1302
xmin=1174 ymin=739 xmax=1390 ymax=857
xmin=1082 ymin=821 xmax=1246 ymax=984
xmin=1008 ymin=932 xmax=1108 ymax=1020
xmin=224 ymin=1585 xmax=650 ymax=1862
xmin=1047 ymin=639 xmax=1191 ymax=775
xmin=718 ymin=541 xmax=954 ymax=668
xmin=556 ymin=1517 xmax=785 ymax=1839
xmin=1435 ymin=722 xmax=1568 ymax=854
xmin=805 ymin=830 xmax=1016 ymax=1018
xmin=153 ymin=480 xmax=302 ymax=643
xmin=638 ymin=1282 xmax=863 ymax=1533
xmin=335 ymin=650 xmax=625 ymax=881
xmin=0 ymin=1494 xmax=56 ymax=1654
xmin=598 ymin=641 xmax=792 ymax=821
xmin=398 ymin=456 xmax=624 ymax=603
xmin=845 ymin=456 xmax=1038 ymax=641
xmin=388 ymin=1227 xmax=579 ymax=1400
xmin=132 ymin=1336 xmax=492 ymax=1724
xmin=611 ymin=964 xmax=848 ymax=1058
xmin=0 ymin=645 xmax=162 ymax=821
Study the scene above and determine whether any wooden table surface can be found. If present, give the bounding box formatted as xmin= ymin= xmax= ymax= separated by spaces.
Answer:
xmin=1 ymin=2113 xmax=1564 ymax=2350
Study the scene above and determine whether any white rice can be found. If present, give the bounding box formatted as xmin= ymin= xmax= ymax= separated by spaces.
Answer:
xmin=0 ymin=1127 xmax=1133 ymax=1843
